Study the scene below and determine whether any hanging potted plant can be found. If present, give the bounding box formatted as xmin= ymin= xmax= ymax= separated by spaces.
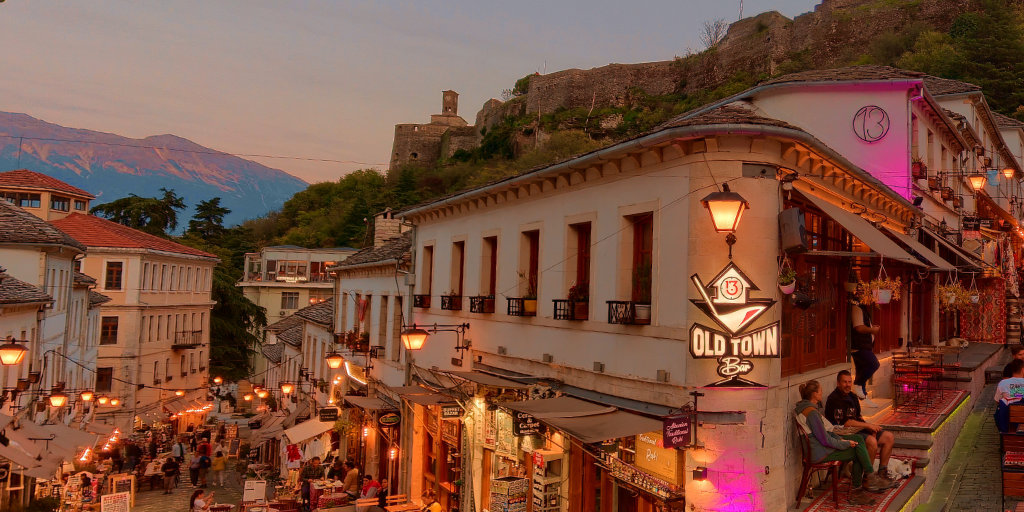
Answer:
xmin=937 ymin=280 xmax=970 ymax=311
xmin=869 ymin=276 xmax=902 ymax=305
xmin=778 ymin=267 xmax=797 ymax=295
xmin=912 ymin=157 xmax=927 ymax=180
xmin=928 ymin=175 xmax=941 ymax=190
xmin=953 ymin=195 xmax=963 ymax=209
xmin=967 ymin=274 xmax=981 ymax=304
xmin=568 ymin=282 xmax=589 ymax=320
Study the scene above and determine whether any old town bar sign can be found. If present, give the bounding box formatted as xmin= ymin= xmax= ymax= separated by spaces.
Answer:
xmin=690 ymin=262 xmax=779 ymax=387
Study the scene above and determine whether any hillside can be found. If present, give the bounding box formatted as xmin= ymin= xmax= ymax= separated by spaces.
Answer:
xmin=0 ymin=112 xmax=308 ymax=227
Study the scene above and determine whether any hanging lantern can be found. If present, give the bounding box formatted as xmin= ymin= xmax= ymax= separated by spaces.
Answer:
xmin=325 ymin=351 xmax=344 ymax=369
xmin=400 ymin=327 xmax=430 ymax=351
xmin=97 ymin=395 xmax=110 ymax=405
xmin=280 ymin=382 xmax=295 ymax=395
xmin=700 ymin=183 xmax=749 ymax=233
xmin=1004 ymin=167 xmax=1016 ymax=180
xmin=80 ymin=390 xmax=94 ymax=402
xmin=175 ymin=390 xmax=185 ymax=397
xmin=48 ymin=392 xmax=68 ymax=408
xmin=110 ymin=398 xmax=121 ymax=407
xmin=969 ymin=173 xmax=987 ymax=191
xmin=256 ymin=389 xmax=268 ymax=399
xmin=212 ymin=376 xmax=223 ymax=385
xmin=389 ymin=446 xmax=398 ymax=460
xmin=0 ymin=339 xmax=28 ymax=366
xmin=243 ymin=393 xmax=253 ymax=401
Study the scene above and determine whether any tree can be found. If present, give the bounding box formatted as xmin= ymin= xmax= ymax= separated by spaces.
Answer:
xmin=700 ymin=19 xmax=728 ymax=50
xmin=187 ymin=197 xmax=231 ymax=242
xmin=90 ymin=188 xmax=185 ymax=236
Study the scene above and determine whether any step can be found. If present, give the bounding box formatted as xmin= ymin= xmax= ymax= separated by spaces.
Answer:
xmin=862 ymin=398 xmax=893 ymax=423
xmin=893 ymin=437 xmax=932 ymax=451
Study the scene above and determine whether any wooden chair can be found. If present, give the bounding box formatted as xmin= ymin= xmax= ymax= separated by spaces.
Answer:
xmin=385 ymin=494 xmax=408 ymax=505
xmin=793 ymin=415 xmax=841 ymax=508
xmin=354 ymin=497 xmax=378 ymax=507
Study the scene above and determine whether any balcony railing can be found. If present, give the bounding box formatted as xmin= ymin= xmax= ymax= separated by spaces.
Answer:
xmin=440 ymin=295 xmax=463 ymax=311
xmin=506 ymin=297 xmax=537 ymax=317
xmin=553 ymin=300 xmax=589 ymax=321
xmin=172 ymin=330 xmax=202 ymax=349
xmin=607 ymin=301 xmax=651 ymax=325
xmin=469 ymin=296 xmax=495 ymax=314
xmin=413 ymin=295 xmax=431 ymax=308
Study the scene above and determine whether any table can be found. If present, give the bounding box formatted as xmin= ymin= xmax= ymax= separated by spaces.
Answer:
xmin=211 ymin=504 xmax=235 ymax=512
xmin=385 ymin=505 xmax=419 ymax=512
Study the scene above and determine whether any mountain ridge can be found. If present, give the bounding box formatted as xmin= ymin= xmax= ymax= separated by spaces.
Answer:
xmin=0 ymin=111 xmax=308 ymax=227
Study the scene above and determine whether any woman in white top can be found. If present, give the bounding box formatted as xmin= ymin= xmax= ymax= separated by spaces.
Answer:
xmin=190 ymin=489 xmax=214 ymax=512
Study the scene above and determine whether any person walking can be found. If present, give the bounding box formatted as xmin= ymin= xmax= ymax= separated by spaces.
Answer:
xmin=210 ymin=451 xmax=227 ymax=487
xmin=850 ymin=299 xmax=881 ymax=406
xmin=125 ymin=441 xmax=142 ymax=472
xmin=189 ymin=450 xmax=202 ymax=487
xmin=162 ymin=457 xmax=180 ymax=494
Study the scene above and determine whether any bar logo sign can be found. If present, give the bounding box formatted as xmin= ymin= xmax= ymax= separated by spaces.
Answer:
xmin=690 ymin=262 xmax=778 ymax=387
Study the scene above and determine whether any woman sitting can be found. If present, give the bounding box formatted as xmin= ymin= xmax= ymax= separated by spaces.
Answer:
xmin=189 ymin=489 xmax=214 ymax=512
xmin=795 ymin=380 xmax=890 ymax=505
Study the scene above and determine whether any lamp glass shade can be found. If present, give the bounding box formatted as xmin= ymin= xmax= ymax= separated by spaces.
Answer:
xmin=0 ymin=341 xmax=28 ymax=366
xmin=1004 ymin=167 xmax=1016 ymax=179
xmin=110 ymin=398 xmax=120 ymax=406
xmin=401 ymin=327 xmax=430 ymax=351
xmin=700 ymin=184 xmax=749 ymax=233
xmin=325 ymin=351 xmax=344 ymax=369
xmin=969 ymin=173 xmax=987 ymax=191
xmin=97 ymin=396 xmax=109 ymax=405
xmin=213 ymin=376 xmax=223 ymax=385
xmin=48 ymin=393 xmax=68 ymax=407
xmin=281 ymin=382 xmax=295 ymax=395
xmin=175 ymin=390 xmax=185 ymax=397
xmin=243 ymin=393 xmax=253 ymax=401
xmin=256 ymin=390 xmax=268 ymax=399
xmin=80 ymin=390 xmax=94 ymax=402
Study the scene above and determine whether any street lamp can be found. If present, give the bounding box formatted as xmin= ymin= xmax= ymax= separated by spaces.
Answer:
xmin=325 ymin=351 xmax=344 ymax=369
xmin=0 ymin=338 xmax=28 ymax=366
xmin=110 ymin=398 xmax=121 ymax=407
xmin=48 ymin=392 xmax=68 ymax=408
xmin=175 ymin=390 xmax=185 ymax=397
xmin=400 ymin=327 xmax=430 ymax=351
xmin=969 ymin=173 xmax=987 ymax=191
xmin=80 ymin=390 xmax=94 ymax=402
xmin=701 ymin=183 xmax=749 ymax=259
xmin=256 ymin=389 xmax=268 ymax=399
xmin=97 ymin=395 xmax=110 ymax=405
xmin=243 ymin=393 xmax=253 ymax=401
xmin=213 ymin=376 xmax=223 ymax=385
xmin=1004 ymin=167 xmax=1016 ymax=180
xmin=281 ymin=382 xmax=295 ymax=395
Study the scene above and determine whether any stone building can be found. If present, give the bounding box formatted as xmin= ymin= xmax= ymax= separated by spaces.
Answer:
xmin=389 ymin=90 xmax=481 ymax=169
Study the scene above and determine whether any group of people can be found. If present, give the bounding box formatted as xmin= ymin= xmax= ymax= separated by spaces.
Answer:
xmin=995 ymin=346 xmax=1024 ymax=432
xmin=296 ymin=456 xmax=426 ymax=512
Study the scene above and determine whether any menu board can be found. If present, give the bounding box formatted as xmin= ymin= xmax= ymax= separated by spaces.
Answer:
xmin=243 ymin=479 xmax=268 ymax=502
xmin=225 ymin=423 xmax=239 ymax=439
xmin=100 ymin=492 xmax=131 ymax=512
xmin=108 ymin=474 xmax=135 ymax=505
xmin=229 ymin=438 xmax=242 ymax=457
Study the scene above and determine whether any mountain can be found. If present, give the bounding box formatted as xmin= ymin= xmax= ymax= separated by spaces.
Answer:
xmin=0 ymin=112 xmax=308 ymax=227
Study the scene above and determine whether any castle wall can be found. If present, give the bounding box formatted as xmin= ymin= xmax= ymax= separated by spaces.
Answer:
xmin=389 ymin=123 xmax=449 ymax=169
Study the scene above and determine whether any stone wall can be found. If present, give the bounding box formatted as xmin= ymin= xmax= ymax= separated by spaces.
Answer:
xmin=389 ymin=123 xmax=449 ymax=169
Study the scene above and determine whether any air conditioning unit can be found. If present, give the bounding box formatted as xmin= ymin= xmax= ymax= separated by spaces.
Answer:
xmin=279 ymin=311 xmax=286 ymax=316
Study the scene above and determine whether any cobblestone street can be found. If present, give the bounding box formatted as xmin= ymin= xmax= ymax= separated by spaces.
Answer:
xmin=132 ymin=470 xmax=244 ymax=512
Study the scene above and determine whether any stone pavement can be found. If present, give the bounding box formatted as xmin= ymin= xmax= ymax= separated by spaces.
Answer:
xmin=916 ymin=384 xmax=1021 ymax=512
xmin=133 ymin=469 xmax=244 ymax=512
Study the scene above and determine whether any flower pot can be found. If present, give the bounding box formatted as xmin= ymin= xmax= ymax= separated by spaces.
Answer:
xmin=844 ymin=281 xmax=858 ymax=293
xmin=523 ymin=299 xmax=537 ymax=315
xmin=946 ymin=293 xmax=957 ymax=304
xmin=912 ymin=162 xmax=926 ymax=180
xmin=941 ymin=187 xmax=954 ymax=201
xmin=634 ymin=304 xmax=652 ymax=324
xmin=928 ymin=177 xmax=940 ymax=190
xmin=872 ymin=289 xmax=893 ymax=305
xmin=572 ymin=301 xmax=589 ymax=320
xmin=953 ymin=196 xmax=963 ymax=208
xmin=779 ymin=281 xmax=797 ymax=295
xmin=970 ymin=294 xmax=980 ymax=304
xmin=483 ymin=297 xmax=495 ymax=313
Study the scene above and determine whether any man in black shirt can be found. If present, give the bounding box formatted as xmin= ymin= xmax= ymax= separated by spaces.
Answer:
xmin=825 ymin=370 xmax=895 ymax=481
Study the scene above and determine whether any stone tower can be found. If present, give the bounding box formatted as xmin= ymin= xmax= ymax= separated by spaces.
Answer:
xmin=442 ymin=90 xmax=459 ymax=116
xmin=390 ymin=90 xmax=479 ymax=169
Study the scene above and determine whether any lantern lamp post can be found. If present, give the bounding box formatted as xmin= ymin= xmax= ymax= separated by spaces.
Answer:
xmin=700 ymin=183 xmax=749 ymax=259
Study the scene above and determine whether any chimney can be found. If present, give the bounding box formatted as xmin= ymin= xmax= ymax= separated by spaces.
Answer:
xmin=373 ymin=208 xmax=403 ymax=248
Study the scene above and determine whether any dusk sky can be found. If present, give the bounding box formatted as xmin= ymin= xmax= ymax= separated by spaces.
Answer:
xmin=0 ymin=1 xmax=820 ymax=184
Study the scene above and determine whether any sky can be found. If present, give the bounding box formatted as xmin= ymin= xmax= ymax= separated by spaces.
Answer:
xmin=0 ymin=0 xmax=820 ymax=184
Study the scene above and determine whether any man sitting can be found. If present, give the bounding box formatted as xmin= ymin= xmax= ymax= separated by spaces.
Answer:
xmin=825 ymin=370 xmax=897 ymax=484
xmin=996 ymin=359 xmax=1024 ymax=432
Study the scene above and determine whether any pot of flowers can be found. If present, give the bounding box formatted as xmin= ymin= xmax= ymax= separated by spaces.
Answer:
xmin=778 ymin=267 xmax=797 ymax=295
xmin=568 ymin=282 xmax=589 ymax=320
xmin=911 ymin=158 xmax=927 ymax=180
xmin=519 ymin=271 xmax=538 ymax=315
xmin=928 ymin=176 xmax=941 ymax=190
xmin=941 ymin=187 xmax=954 ymax=201
xmin=869 ymin=276 xmax=901 ymax=305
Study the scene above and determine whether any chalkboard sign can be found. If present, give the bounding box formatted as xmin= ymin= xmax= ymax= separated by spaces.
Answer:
xmin=318 ymin=407 xmax=339 ymax=422
xmin=225 ymin=424 xmax=239 ymax=439
xmin=229 ymin=438 xmax=241 ymax=457
xmin=512 ymin=411 xmax=544 ymax=437
xmin=108 ymin=474 xmax=135 ymax=506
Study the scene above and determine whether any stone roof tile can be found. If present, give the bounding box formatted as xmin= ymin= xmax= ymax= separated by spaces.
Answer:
xmin=261 ymin=342 xmax=285 ymax=364
xmin=0 ymin=199 xmax=86 ymax=251
xmin=88 ymin=290 xmax=112 ymax=307
xmin=336 ymin=232 xmax=412 ymax=268
xmin=295 ymin=298 xmax=333 ymax=327
xmin=74 ymin=271 xmax=97 ymax=286
xmin=994 ymin=112 xmax=1024 ymax=128
xmin=0 ymin=272 xmax=52 ymax=305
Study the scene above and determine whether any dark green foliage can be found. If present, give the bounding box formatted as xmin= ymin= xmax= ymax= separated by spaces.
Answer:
xmin=90 ymin=188 xmax=185 ymax=236
xmin=513 ymin=74 xmax=533 ymax=95
xmin=186 ymin=197 xmax=231 ymax=242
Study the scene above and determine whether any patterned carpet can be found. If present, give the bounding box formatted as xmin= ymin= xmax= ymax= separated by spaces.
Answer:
xmin=804 ymin=457 xmax=917 ymax=512
xmin=878 ymin=390 xmax=968 ymax=430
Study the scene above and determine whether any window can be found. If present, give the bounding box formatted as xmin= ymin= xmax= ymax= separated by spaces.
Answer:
xmin=275 ymin=260 xmax=308 ymax=282
xmin=420 ymin=245 xmax=435 ymax=298
xmin=311 ymin=261 xmax=334 ymax=282
xmin=50 ymin=195 xmax=70 ymax=212
xmin=0 ymin=192 xmax=41 ymax=208
xmin=170 ymin=266 xmax=177 ymax=291
xmin=95 ymin=367 xmax=113 ymax=392
xmin=521 ymin=230 xmax=540 ymax=297
xmin=100 ymin=316 xmax=118 ymax=345
xmin=141 ymin=316 xmax=148 ymax=342
xmin=74 ymin=200 xmax=86 ymax=211
xmin=309 ymin=289 xmax=331 ymax=304
xmin=630 ymin=214 xmax=653 ymax=303
xmin=281 ymin=292 xmax=299 ymax=310
xmin=571 ymin=222 xmax=592 ymax=289
xmin=451 ymin=241 xmax=465 ymax=295
xmin=104 ymin=262 xmax=123 ymax=290
xmin=153 ymin=361 xmax=160 ymax=384
xmin=190 ymin=353 xmax=196 ymax=374
xmin=180 ymin=355 xmax=187 ymax=377
xmin=165 ymin=359 xmax=171 ymax=381
xmin=481 ymin=236 xmax=498 ymax=296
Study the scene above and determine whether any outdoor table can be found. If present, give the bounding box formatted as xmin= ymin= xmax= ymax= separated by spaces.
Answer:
xmin=384 ymin=504 xmax=420 ymax=512
xmin=211 ymin=504 xmax=235 ymax=512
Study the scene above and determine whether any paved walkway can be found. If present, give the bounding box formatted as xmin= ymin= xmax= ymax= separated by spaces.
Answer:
xmin=916 ymin=384 xmax=1020 ymax=512
xmin=133 ymin=469 xmax=244 ymax=512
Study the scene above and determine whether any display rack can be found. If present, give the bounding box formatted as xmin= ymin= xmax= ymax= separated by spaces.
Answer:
xmin=489 ymin=476 xmax=528 ymax=512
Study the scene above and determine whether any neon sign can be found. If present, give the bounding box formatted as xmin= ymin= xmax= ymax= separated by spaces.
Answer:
xmin=690 ymin=262 xmax=778 ymax=387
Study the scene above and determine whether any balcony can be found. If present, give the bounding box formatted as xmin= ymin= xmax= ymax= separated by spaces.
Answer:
xmin=440 ymin=295 xmax=463 ymax=311
xmin=553 ymin=300 xmax=588 ymax=321
xmin=469 ymin=296 xmax=495 ymax=314
xmin=413 ymin=295 xmax=431 ymax=308
xmin=506 ymin=297 xmax=537 ymax=317
xmin=607 ymin=301 xmax=651 ymax=325
xmin=172 ymin=330 xmax=203 ymax=349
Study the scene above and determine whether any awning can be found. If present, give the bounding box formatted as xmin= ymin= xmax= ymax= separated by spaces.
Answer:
xmin=403 ymin=393 xmax=457 ymax=406
xmin=388 ymin=385 xmax=434 ymax=396
xmin=502 ymin=397 xmax=661 ymax=444
xmin=448 ymin=371 xmax=530 ymax=389
xmin=283 ymin=419 xmax=334 ymax=444
xmin=250 ymin=414 xmax=287 ymax=445
xmin=804 ymin=194 xmax=923 ymax=266
xmin=883 ymin=226 xmax=955 ymax=271
xmin=344 ymin=395 xmax=395 ymax=411
xmin=923 ymin=228 xmax=985 ymax=269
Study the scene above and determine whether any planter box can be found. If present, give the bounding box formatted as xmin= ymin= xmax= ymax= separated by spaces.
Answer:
xmin=553 ymin=300 xmax=589 ymax=320
xmin=607 ymin=301 xmax=651 ymax=325
xmin=941 ymin=187 xmax=954 ymax=200
xmin=928 ymin=177 xmax=940 ymax=190
xmin=440 ymin=295 xmax=463 ymax=311
xmin=912 ymin=162 xmax=926 ymax=180
xmin=507 ymin=297 xmax=537 ymax=317
xmin=469 ymin=296 xmax=495 ymax=314
xmin=413 ymin=294 xmax=431 ymax=308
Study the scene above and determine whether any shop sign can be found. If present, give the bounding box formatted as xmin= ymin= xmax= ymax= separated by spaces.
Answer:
xmin=100 ymin=491 xmax=130 ymax=512
xmin=662 ymin=414 xmax=691 ymax=449
xmin=964 ymin=217 xmax=981 ymax=231
xmin=981 ymin=218 xmax=994 ymax=229
xmin=440 ymin=404 xmax=462 ymax=419
xmin=512 ymin=411 xmax=545 ymax=436
xmin=495 ymin=410 xmax=515 ymax=457
xmin=441 ymin=419 xmax=460 ymax=446
xmin=635 ymin=432 xmax=684 ymax=486
xmin=318 ymin=407 xmax=339 ymax=422
xmin=690 ymin=262 xmax=778 ymax=387
xmin=378 ymin=412 xmax=401 ymax=427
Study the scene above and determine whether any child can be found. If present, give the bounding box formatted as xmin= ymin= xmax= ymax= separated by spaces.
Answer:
xmin=996 ymin=359 xmax=1024 ymax=432
xmin=210 ymin=451 xmax=227 ymax=486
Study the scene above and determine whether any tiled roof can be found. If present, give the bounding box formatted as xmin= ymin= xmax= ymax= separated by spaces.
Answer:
xmin=277 ymin=324 xmax=302 ymax=347
xmin=51 ymin=213 xmax=217 ymax=259
xmin=261 ymin=342 xmax=284 ymax=364
xmin=73 ymin=271 xmax=97 ymax=286
xmin=0 ymin=169 xmax=95 ymax=198
xmin=88 ymin=290 xmax=112 ymax=307
xmin=266 ymin=314 xmax=302 ymax=333
xmin=295 ymin=298 xmax=334 ymax=327
xmin=994 ymin=112 xmax=1024 ymax=128
xmin=336 ymin=232 xmax=412 ymax=268
xmin=762 ymin=65 xmax=925 ymax=86
xmin=922 ymin=76 xmax=982 ymax=96
xmin=659 ymin=103 xmax=803 ymax=131
xmin=0 ymin=199 xmax=86 ymax=251
xmin=0 ymin=272 xmax=52 ymax=305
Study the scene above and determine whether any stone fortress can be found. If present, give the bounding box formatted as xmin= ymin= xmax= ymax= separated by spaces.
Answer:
xmin=388 ymin=0 xmax=973 ymax=170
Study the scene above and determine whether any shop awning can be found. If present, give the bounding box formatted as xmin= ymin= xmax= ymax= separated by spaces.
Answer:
xmin=344 ymin=395 xmax=395 ymax=411
xmin=283 ymin=419 xmax=334 ymax=444
xmin=923 ymin=228 xmax=985 ymax=269
xmin=804 ymin=195 xmax=923 ymax=266
xmin=403 ymin=392 xmax=456 ymax=406
xmin=388 ymin=385 xmax=434 ymax=396
xmin=883 ymin=227 xmax=955 ymax=271
xmin=502 ymin=397 xmax=662 ymax=444
xmin=250 ymin=413 xmax=287 ymax=445
xmin=448 ymin=371 xmax=530 ymax=389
